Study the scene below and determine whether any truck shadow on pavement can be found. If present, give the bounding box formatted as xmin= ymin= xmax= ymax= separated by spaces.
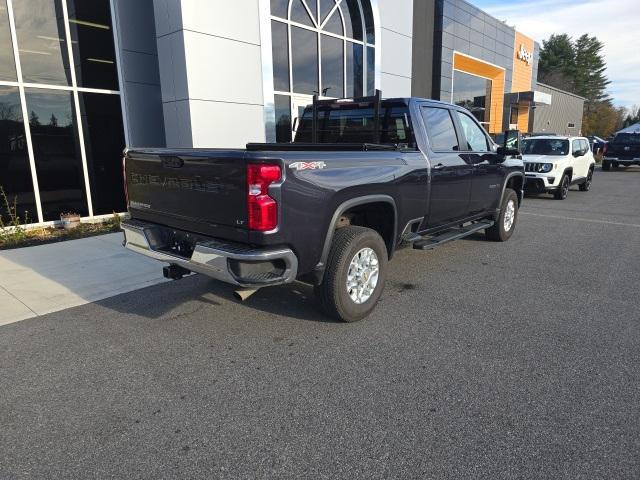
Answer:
xmin=97 ymin=273 xmax=337 ymax=324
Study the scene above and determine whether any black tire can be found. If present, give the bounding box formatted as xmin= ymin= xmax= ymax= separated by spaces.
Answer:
xmin=554 ymin=174 xmax=570 ymax=200
xmin=485 ymin=188 xmax=518 ymax=242
xmin=315 ymin=226 xmax=388 ymax=323
xmin=579 ymin=168 xmax=594 ymax=191
xmin=602 ymin=160 xmax=611 ymax=171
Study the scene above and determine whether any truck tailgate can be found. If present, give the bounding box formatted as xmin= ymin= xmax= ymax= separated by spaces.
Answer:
xmin=125 ymin=149 xmax=248 ymax=239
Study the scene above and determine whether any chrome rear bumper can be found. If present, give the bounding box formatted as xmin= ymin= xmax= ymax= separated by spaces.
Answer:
xmin=121 ymin=219 xmax=298 ymax=288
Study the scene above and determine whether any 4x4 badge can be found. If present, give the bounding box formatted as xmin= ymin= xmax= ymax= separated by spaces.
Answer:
xmin=289 ymin=161 xmax=327 ymax=171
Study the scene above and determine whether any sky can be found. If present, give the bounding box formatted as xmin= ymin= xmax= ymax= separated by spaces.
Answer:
xmin=472 ymin=0 xmax=639 ymax=109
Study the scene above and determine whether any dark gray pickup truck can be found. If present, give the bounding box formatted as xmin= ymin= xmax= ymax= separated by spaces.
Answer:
xmin=122 ymin=95 xmax=524 ymax=322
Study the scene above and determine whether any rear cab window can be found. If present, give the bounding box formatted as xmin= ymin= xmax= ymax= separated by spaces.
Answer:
xmin=295 ymin=100 xmax=416 ymax=148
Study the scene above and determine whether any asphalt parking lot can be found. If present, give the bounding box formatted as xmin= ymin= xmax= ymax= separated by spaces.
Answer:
xmin=1 ymin=167 xmax=639 ymax=479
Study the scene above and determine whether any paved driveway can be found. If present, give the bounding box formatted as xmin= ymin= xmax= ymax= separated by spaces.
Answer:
xmin=1 ymin=167 xmax=639 ymax=479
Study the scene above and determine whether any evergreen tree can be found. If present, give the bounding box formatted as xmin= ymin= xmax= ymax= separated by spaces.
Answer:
xmin=538 ymin=34 xmax=576 ymax=92
xmin=29 ymin=110 xmax=40 ymax=126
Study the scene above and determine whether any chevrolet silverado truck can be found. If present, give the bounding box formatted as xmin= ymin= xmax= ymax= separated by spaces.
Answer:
xmin=603 ymin=131 xmax=640 ymax=170
xmin=122 ymin=95 xmax=524 ymax=322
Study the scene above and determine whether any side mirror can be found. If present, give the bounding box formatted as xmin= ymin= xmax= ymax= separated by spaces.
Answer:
xmin=498 ymin=130 xmax=521 ymax=157
xmin=497 ymin=146 xmax=521 ymax=157
xmin=503 ymin=129 xmax=521 ymax=151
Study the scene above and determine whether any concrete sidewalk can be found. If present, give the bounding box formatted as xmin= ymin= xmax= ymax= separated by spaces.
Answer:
xmin=0 ymin=233 xmax=166 ymax=326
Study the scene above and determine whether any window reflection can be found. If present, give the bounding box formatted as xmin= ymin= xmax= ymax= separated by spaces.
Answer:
xmin=66 ymin=0 xmax=119 ymax=90
xmin=452 ymin=71 xmax=492 ymax=125
xmin=270 ymin=0 xmax=289 ymax=19
xmin=366 ymin=46 xmax=375 ymax=95
xmin=321 ymin=35 xmax=344 ymax=97
xmin=0 ymin=86 xmax=37 ymax=222
xmin=343 ymin=0 xmax=363 ymax=41
xmin=78 ymin=93 xmax=125 ymax=215
xmin=0 ymin=0 xmax=17 ymax=81
xmin=274 ymin=95 xmax=292 ymax=143
xmin=25 ymin=88 xmax=88 ymax=220
xmin=13 ymin=0 xmax=71 ymax=86
xmin=291 ymin=26 xmax=318 ymax=95
xmin=346 ymin=42 xmax=363 ymax=97
xmin=290 ymin=0 xmax=314 ymax=26
xmin=271 ymin=21 xmax=290 ymax=92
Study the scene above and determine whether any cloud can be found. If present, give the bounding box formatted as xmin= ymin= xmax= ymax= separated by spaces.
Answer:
xmin=472 ymin=0 xmax=639 ymax=108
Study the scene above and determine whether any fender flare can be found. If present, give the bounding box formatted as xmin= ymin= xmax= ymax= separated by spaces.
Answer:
xmin=315 ymin=194 xmax=398 ymax=281
xmin=500 ymin=172 xmax=525 ymax=206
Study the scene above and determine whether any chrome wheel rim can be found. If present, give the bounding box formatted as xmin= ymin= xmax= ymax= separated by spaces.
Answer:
xmin=346 ymin=248 xmax=380 ymax=304
xmin=586 ymin=171 xmax=593 ymax=188
xmin=503 ymin=199 xmax=516 ymax=232
xmin=562 ymin=177 xmax=569 ymax=197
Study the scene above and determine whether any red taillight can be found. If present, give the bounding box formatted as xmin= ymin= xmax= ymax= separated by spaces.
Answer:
xmin=122 ymin=155 xmax=129 ymax=206
xmin=247 ymin=163 xmax=281 ymax=231
xmin=603 ymin=143 xmax=608 ymax=155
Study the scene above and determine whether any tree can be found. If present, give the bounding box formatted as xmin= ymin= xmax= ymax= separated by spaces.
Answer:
xmin=582 ymin=102 xmax=618 ymax=137
xmin=29 ymin=110 xmax=40 ymax=126
xmin=49 ymin=114 xmax=58 ymax=127
xmin=623 ymin=105 xmax=640 ymax=127
xmin=538 ymin=34 xmax=577 ymax=92
xmin=539 ymin=34 xmax=613 ymax=137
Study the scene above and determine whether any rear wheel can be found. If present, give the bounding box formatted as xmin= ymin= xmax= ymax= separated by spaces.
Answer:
xmin=316 ymin=226 xmax=388 ymax=322
xmin=579 ymin=168 xmax=594 ymax=191
xmin=486 ymin=188 xmax=518 ymax=242
xmin=602 ymin=160 xmax=611 ymax=171
xmin=554 ymin=174 xmax=570 ymax=200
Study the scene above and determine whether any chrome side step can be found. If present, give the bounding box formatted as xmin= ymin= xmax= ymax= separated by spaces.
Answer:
xmin=412 ymin=221 xmax=494 ymax=251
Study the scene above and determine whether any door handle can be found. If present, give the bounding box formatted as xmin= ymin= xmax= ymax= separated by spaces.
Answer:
xmin=433 ymin=163 xmax=445 ymax=170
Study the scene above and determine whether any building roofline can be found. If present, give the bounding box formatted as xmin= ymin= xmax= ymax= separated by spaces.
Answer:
xmin=537 ymin=82 xmax=587 ymax=101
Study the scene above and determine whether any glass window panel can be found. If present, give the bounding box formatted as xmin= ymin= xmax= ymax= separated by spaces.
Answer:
xmin=25 ymin=88 xmax=88 ymax=220
xmin=270 ymin=0 xmax=289 ymax=18
xmin=321 ymin=35 xmax=344 ymax=98
xmin=78 ymin=92 xmax=125 ymax=215
xmin=296 ymin=101 xmax=415 ymax=146
xmin=323 ymin=8 xmax=343 ymax=36
xmin=291 ymin=0 xmax=314 ymax=26
xmin=271 ymin=20 xmax=290 ymax=92
xmin=422 ymin=107 xmax=459 ymax=151
xmin=452 ymin=70 xmax=492 ymax=125
xmin=274 ymin=94 xmax=292 ymax=143
xmin=13 ymin=0 xmax=71 ymax=86
xmin=291 ymin=27 xmax=318 ymax=95
xmin=362 ymin=0 xmax=375 ymax=44
xmin=346 ymin=42 xmax=363 ymax=97
xmin=319 ymin=0 xmax=336 ymax=23
xmin=366 ymin=46 xmax=375 ymax=95
xmin=456 ymin=111 xmax=489 ymax=152
xmin=0 ymin=0 xmax=17 ymax=81
xmin=66 ymin=0 xmax=119 ymax=90
xmin=0 ymin=86 xmax=37 ymax=223
xmin=342 ymin=0 xmax=363 ymax=40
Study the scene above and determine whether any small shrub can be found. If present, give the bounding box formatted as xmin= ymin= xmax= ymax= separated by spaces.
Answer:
xmin=0 ymin=186 xmax=30 ymax=248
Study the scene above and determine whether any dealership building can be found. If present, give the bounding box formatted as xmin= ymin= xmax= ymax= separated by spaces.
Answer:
xmin=0 ymin=0 xmax=584 ymax=226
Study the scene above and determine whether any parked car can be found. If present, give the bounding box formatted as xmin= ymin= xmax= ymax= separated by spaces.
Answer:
xmin=521 ymin=136 xmax=595 ymax=200
xmin=603 ymin=132 xmax=640 ymax=170
xmin=121 ymin=95 xmax=524 ymax=322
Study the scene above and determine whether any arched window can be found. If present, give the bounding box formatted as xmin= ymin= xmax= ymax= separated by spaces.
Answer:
xmin=270 ymin=0 xmax=377 ymax=142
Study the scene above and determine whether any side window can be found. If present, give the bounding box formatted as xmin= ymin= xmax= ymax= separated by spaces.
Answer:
xmin=582 ymin=139 xmax=590 ymax=153
xmin=572 ymin=140 xmax=582 ymax=155
xmin=421 ymin=107 xmax=459 ymax=151
xmin=456 ymin=112 xmax=489 ymax=152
